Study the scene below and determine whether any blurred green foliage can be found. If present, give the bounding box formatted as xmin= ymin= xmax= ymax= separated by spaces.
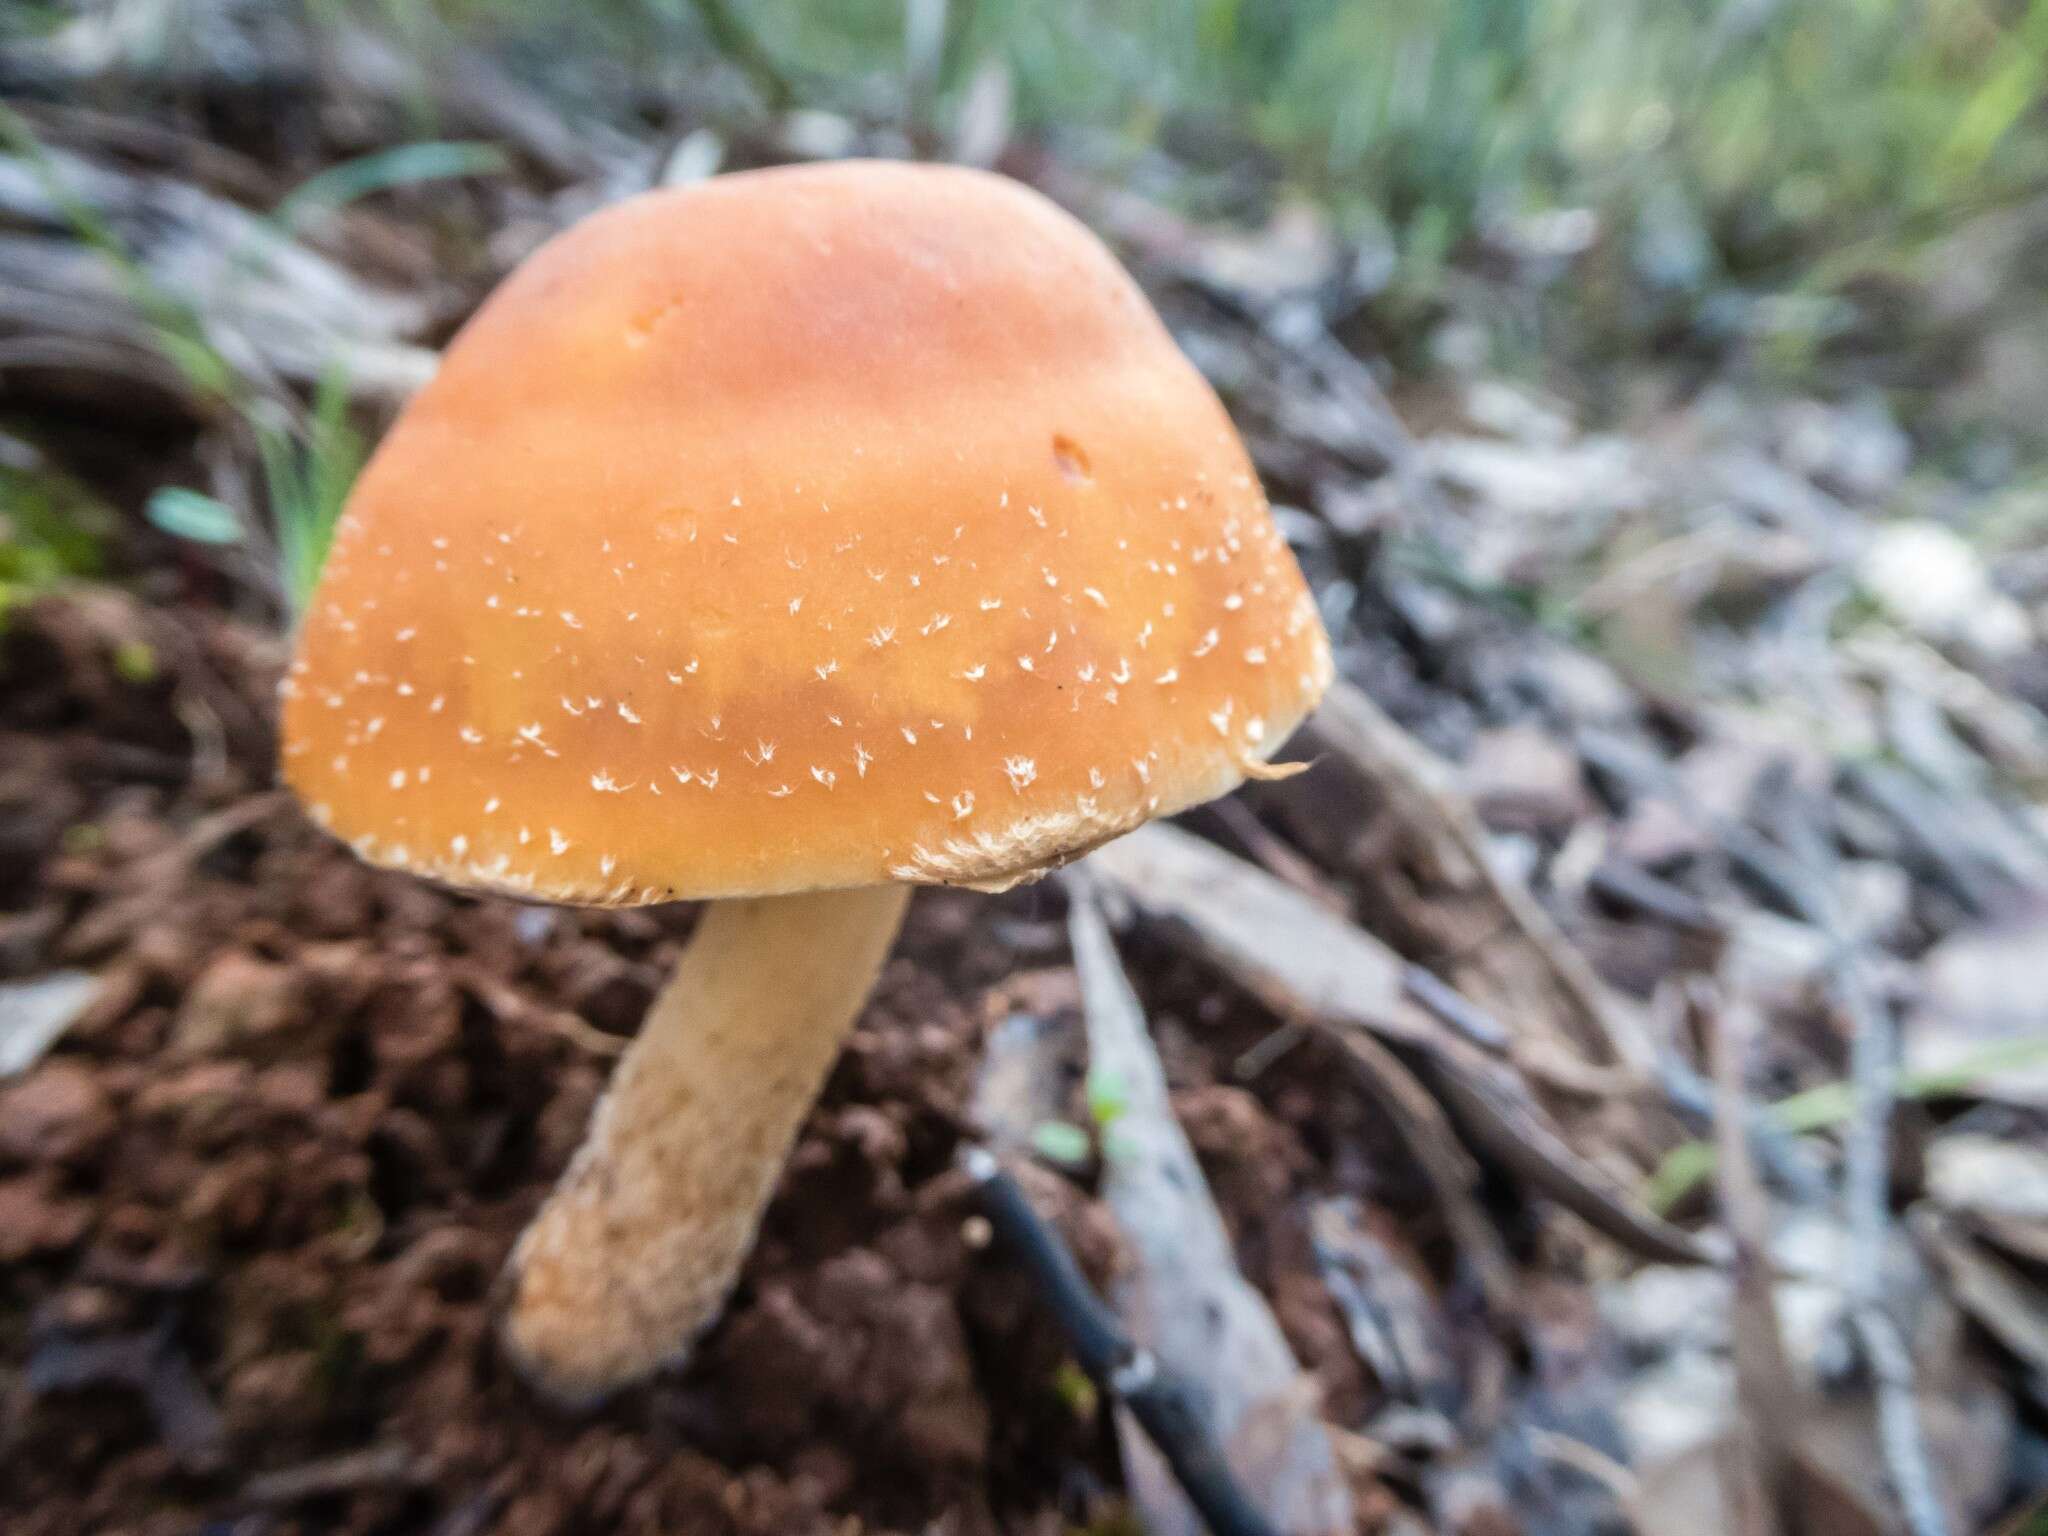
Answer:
xmin=0 ymin=455 xmax=115 ymax=621
xmin=10 ymin=1 xmax=2047 ymax=611
xmin=12 ymin=0 xmax=2048 ymax=316
xmin=0 ymin=106 xmax=482 ymax=618
xmin=311 ymin=0 xmax=2048 ymax=381
xmin=383 ymin=0 xmax=2048 ymax=300
xmin=139 ymin=369 xmax=366 ymax=618
xmin=260 ymin=370 xmax=368 ymax=618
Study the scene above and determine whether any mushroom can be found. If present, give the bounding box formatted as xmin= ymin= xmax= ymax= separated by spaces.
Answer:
xmin=277 ymin=161 xmax=1332 ymax=1403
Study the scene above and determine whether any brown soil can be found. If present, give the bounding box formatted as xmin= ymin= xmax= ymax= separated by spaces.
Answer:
xmin=0 ymin=592 xmax=1407 ymax=1535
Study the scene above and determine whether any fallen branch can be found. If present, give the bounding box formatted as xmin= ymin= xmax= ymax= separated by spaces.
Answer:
xmin=961 ymin=1147 xmax=1282 ymax=1536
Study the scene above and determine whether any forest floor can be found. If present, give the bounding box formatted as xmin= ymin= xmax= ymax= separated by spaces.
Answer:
xmin=3 ymin=8 xmax=2048 ymax=1536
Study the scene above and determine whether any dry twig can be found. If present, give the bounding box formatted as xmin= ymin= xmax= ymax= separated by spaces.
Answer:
xmin=1839 ymin=954 xmax=1951 ymax=1536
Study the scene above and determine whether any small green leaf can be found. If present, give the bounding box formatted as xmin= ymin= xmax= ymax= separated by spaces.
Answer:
xmin=274 ymin=141 xmax=510 ymax=233
xmin=1642 ymin=1140 xmax=1717 ymax=1214
xmin=1938 ymin=48 xmax=2045 ymax=182
xmin=1030 ymin=1120 xmax=1092 ymax=1168
xmin=1646 ymin=1032 xmax=2048 ymax=1212
xmin=1085 ymin=1065 xmax=1131 ymax=1130
xmin=145 ymin=487 xmax=245 ymax=547
xmin=112 ymin=641 xmax=158 ymax=685
xmin=1050 ymin=1359 xmax=1099 ymax=1419
xmin=61 ymin=822 xmax=105 ymax=855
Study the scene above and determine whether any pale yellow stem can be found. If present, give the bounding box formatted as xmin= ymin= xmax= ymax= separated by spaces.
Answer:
xmin=500 ymin=883 xmax=911 ymax=1402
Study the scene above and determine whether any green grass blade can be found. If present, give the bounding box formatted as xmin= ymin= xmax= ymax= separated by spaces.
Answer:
xmin=272 ymin=140 xmax=509 ymax=233
xmin=1646 ymin=1034 xmax=2048 ymax=1214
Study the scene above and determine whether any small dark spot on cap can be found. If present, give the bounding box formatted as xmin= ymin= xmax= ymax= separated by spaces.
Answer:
xmin=1051 ymin=434 xmax=1092 ymax=483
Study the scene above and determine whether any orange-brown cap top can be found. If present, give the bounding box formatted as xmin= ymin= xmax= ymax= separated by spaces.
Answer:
xmin=280 ymin=161 xmax=1331 ymax=903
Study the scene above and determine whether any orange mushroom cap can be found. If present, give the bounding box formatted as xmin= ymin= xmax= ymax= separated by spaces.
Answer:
xmin=280 ymin=161 xmax=1331 ymax=903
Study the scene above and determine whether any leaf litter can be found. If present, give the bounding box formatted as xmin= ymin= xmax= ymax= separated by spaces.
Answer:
xmin=3 ymin=6 xmax=2048 ymax=1533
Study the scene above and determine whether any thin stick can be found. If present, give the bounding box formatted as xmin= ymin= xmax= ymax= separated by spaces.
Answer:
xmin=1766 ymin=786 xmax=1950 ymax=1536
xmin=1400 ymin=962 xmax=1511 ymax=1049
xmin=1839 ymin=954 xmax=1951 ymax=1536
xmin=960 ymin=1148 xmax=1282 ymax=1536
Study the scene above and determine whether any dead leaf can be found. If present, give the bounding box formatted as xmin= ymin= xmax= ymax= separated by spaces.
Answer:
xmin=1087 ymin=819 xmax=1429 ymax=1049
xmin=1859 ymin=522 xmax=2030 ymax=658
xmin=1904 ymin=905 xmax=2048 ymax=1107
xmin=1460 ymin=723 xmax=1593 ymax=836
xmin=1924 ymin=1135 xmax=2048 ymax=1263
xmin=1633 ymin=1433 xmax=1892 ymax=1536
xmin=1915 ymin=1209 xmax=2048 ymax=1381
xmin=0 ymin=971 xmax=100 ymax=1078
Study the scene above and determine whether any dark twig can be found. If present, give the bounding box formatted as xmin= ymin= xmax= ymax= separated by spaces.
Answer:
xmin=959 ymin=1147 xmax=1282 ymax=1536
